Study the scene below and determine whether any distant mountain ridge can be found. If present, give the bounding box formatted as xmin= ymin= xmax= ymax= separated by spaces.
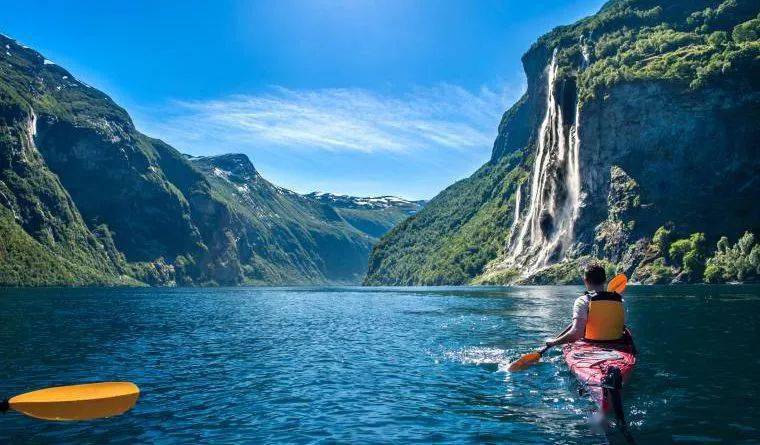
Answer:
xmin=0 ymin=34 xmax=411 ymax=286
xmin=306 ymin=192 xmax=424 ymax=211
xmin=306 ymin=192 xmax=425 ymax=239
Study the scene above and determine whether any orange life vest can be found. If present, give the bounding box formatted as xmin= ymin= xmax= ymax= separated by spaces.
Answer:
xmin=584 ymin=291 xmax=625 ymax=341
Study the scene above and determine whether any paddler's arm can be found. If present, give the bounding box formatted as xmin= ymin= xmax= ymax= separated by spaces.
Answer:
xmin=546 ymin=294 xmax=589 ymax=347
xmin=545 ymin=319 xmax=584 ymax=347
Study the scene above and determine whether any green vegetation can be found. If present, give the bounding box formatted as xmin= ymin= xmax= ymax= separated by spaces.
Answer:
xmin=0 ymin=34 xmax=380 ymax=286
xmin=365 ymin=0 xmax=759 ymax=286
xmin=0 ymin=67 xmax=135 ymax=286
xmin=732 ymin=16 xmax=760 ymax=42
xmin=191 ymin=154 xmax=373 ymax=285
xmin=333 ymin=208 xmax=410 ymax=239
xmin=473 ymin=267 xmax=520 ymax=285
xmin=0 ymin=34 xmax=196 ymax=286
xmin=637 ymin=230 xmax=709 ymax=284
xmin=652 ymin=224 xmax=674 ymax=255
xmin=704 ymin=232 xmax=759 ymax=283
xmin=669 ymin=232 xmax=708 ymax=279
xmin=365 ymin=153 xmax=527 ymax=285
xmin=539 ymin=0 xmax=760 ymax=100
xmin=633 ymin=226 xmax=757 ymax=284
xmin=0 ymin=207 xmax=139 ymax=286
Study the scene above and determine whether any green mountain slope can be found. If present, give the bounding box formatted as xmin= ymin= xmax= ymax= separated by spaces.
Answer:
xmin=365 ymin=154 xmax=526 ymax=285
xmin=0 ymin=34 xmax=375 ymax=286
xmin=190 ymin=154 xmax=373 ymax=284
xmin=365 ymin=0 xmax=760 ymax=285
xmin=0 ymin=46 xmax=137 ymax=286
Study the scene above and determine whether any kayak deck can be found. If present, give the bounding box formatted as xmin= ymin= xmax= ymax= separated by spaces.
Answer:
xmin=562 ymin=331 xmax=636 ymax=414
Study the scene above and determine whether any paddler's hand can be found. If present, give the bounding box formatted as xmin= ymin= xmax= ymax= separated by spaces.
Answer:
xmin=544 ymin=339 xmax=556 ymax=348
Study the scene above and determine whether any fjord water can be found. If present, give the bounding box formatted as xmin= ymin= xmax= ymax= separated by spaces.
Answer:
xmin=1 ymin=286 xmax=758 ymax=444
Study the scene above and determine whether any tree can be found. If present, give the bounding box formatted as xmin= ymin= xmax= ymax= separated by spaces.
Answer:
xmin=732 ymin=18 xmax=760 ymax=43
xmin=704 ymin=232 xmax=759 ymax=283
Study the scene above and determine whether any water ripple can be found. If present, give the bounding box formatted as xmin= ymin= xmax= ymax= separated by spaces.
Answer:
xmin=0 ymin=285 xmax=758 ymax=443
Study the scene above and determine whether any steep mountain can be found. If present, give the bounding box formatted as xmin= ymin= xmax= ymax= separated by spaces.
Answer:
xmin=189 ymin=154 xmax=373 ymax=284
xmin=305 ymin=192 xmax=425 ymax=239
xmin=0 ymin=34 xmax=372 ymax=286
xmin=365 ymin=0 xmax=760 ymax=285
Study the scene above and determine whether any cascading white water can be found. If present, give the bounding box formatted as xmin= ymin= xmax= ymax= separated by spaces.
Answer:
xmin=506 ymin=184 xmax=522 ymax=245
xmin=512 ymin=185 xmax=522 ymax=226
xmin=504 ymin=50 xmax=582 ymax=275
xmin=28 ymin=108 xmax=37 ymax=141
xmin=580 ymin=36 xmax=591 ymax=68
xmin=15 ymin=107 xmax=37 ymax=163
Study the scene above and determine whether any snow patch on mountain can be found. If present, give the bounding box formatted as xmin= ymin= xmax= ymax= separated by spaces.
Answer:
xmin=306 ymin=192 xmax=425 ymax=212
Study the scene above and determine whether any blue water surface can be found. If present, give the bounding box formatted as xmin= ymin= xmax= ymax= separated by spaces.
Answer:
xmin=1 ymin=285 xmax=758 ymax=444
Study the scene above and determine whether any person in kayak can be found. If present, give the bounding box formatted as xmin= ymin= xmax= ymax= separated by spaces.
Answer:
xmin=544 ymin=263 xmax=625 ymax=347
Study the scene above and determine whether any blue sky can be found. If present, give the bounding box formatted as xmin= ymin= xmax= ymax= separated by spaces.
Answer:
xmin=1 ymin=0 xmax=606 ymax=199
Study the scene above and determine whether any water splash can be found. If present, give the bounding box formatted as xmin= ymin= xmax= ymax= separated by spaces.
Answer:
xmin=504 ymin=50 xmax=582 ymax=275
xmin=444 ymin=346 xmax=508 ymax=367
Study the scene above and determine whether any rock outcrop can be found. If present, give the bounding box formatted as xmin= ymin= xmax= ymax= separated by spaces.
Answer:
xmin=365 ymin=0 xmax=760 ymax=285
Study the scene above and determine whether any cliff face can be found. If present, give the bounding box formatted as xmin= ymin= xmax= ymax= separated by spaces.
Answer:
xmin=191 ymin=154 xmax=373 ymax=285
xmin=578 ymin=82 xmax=759 ymax=255
xmin=0 ymin=86 xmax=132 ymax=285
xmin=0 ymin=34 xmax=375 ymax=286
xmin=365 ymin=0 xmax=760 ymax=285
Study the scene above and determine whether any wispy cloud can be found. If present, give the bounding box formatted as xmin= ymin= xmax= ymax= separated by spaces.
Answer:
xmin=138 ymin=83 xmax=520 ymax=154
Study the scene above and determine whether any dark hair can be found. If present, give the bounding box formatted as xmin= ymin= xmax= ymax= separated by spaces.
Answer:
xmin=584 ymin=263 xmax=606 ymax=286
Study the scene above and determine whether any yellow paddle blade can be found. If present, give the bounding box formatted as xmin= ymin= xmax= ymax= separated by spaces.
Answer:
xmin=607 ymin=273 xmax=628 ymax=294
xmin=507 ymin=352 xmax=542 ymax=372
xmin=9 ymin=382 xmax=139 ymax=421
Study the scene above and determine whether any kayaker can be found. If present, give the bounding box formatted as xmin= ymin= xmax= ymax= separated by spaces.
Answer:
xmin=544 ymin=263 xmax=625 ymax=347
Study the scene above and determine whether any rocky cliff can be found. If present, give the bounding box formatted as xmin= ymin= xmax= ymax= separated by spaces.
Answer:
xmin=190 ymin=154 xmax=373 ymax=284
xmin=365 ymin=0 xmax=760 ymax=285
xmin=0 ymin=34 xmax=378 ymax=286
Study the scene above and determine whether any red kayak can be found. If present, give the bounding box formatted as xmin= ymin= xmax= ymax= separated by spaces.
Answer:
xmin=562 ymin=329 xmax=636 ymax=423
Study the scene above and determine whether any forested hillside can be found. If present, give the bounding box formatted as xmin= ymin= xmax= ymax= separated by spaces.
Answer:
xmin=0 ymin=34 xmax=386 ymax=286
xmin=365 ymin=0 xmax=760 ymax=285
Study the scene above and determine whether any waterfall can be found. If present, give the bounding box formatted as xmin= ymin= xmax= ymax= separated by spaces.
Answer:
xmin=580 ymin=36 xmax=591 ymax=68
xmin=504 ymin=50 xmax=582 ymax=275
xmin=14 ymin=107 xmax=37 ymax=163
xmin=507 ymin=184 xmax=522 ymax=245
xmin=26 ymin=108 xmax=37 ymax=149
xmin=513 ymin=185 xmax=522 ymax=224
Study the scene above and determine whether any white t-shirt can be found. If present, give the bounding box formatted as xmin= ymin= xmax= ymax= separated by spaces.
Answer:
xmin=572 ymin=294 xmax=591 ymax=328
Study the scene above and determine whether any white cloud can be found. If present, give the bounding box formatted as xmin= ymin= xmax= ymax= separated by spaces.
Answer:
xmin=139 ymin=83 xmax=520 ymax=154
